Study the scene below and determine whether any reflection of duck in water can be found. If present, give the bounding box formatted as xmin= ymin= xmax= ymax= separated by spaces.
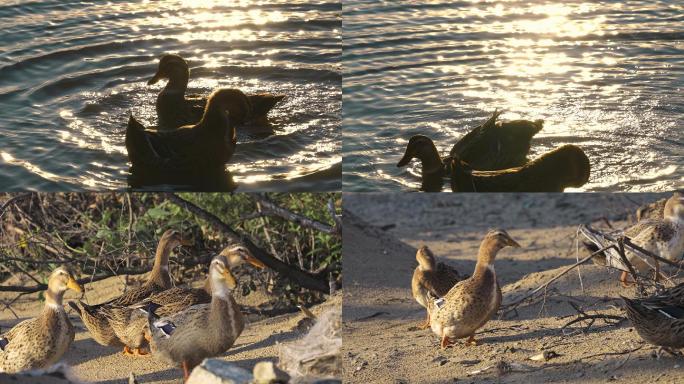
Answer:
xmin=449 ymin=144 xmax=590 ymax=192
xmin=397 ymin=111 xmax=542 ymax=191
xmin=126 ymin=88 xmax=251 ymax=173
xmin=148 ymin=54 xmax=285 ymax=129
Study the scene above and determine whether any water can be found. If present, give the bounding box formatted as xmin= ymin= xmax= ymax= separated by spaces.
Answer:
xmin=343 ymin=0 xmax=684 ymax=192
xmin=0 ymin=0 xmax=341 ymax=191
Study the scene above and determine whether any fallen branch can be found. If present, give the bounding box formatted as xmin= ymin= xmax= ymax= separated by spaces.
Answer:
xmin=252 ymin=195 xmax=340 ymax=237
xmin=561 ymin=302 xmax=625 ymax=335
xmin=165 ymin=193 xmax=330 ymax=293
xmin=0 ymin=267 xmax=153 ymax=293
xmin=502 ymin=243 xmax=616 ymax=311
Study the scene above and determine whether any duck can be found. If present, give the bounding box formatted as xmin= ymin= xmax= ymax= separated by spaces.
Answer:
xmin=126 ymin=88 xmax=253 ymax=174
xmin=0 ymin=267 xmax=83 ymax=373
xmin=148 ymin=54 xmax=285 ymax=130
xmin=144 ymin=254 xmax=246 ymax=381
xmin=449 ymin=144 xmax=590 ymax=192
xmin=68 ymin=229 xmax=187 ymax=355
xmin=636 ymin=197 xmax=668 ymax=222
xmin=616 ymin=192 xmax=684 ymax=286
xmin=397 ymin=111 xmax=542 ymax=191
xmin=429 ymin=230 xmax=520 ymax=349
xmin=622 ymin=282 xmax=684 ymax=351
xmin=412 ymin=245 xmax=466 ymax=329
xmin=112 ymin=244 xmax=266 ymax=354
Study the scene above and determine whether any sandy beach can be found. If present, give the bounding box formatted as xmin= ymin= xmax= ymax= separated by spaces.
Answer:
xmin=342 ymin=193 xmax=681 ymax=384
xmin=0 ymin=271 xmax=341 ymax=383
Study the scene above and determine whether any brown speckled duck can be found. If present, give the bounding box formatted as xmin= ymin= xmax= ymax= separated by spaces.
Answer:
xmin=412 ymin=246 xmax=465 ymax=329
xmin=148 ymin=54 xmax=285 ymax=129
xmin=449 ymin=144 xmax=590 ymax=192
xmin=126 ymin=88 xmax=252 ymax=173
xmin=397 ymin=111 xmax=542 ymax=191
xmin=68 ymin=229 xmax=187 ymax=355
xmin=429 ymin=230 xmax=520 ymax=349
xmin=0 ymin=267 xmax=82 ymax=373
xmin=622 ymin=282 xmax=684 ymax=351
xmin=115 ymin=245 xmax=265 ymax=353
xmin=617 ymin=192 xmax=684 ymax=286
xmin=145 ymin=254 xmax=246 ymax=381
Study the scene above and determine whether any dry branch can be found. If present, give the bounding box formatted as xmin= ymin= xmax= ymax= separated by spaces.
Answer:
xmin=165 ymin=193 xmax=330 ymax=293
xmin=252 ymin=194 xmax=340 ymax=236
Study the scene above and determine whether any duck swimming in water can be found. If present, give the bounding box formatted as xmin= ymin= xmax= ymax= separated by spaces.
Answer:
xmin=397 ymin=111 xmax=542 ymax=191
xmin=126 ymin=88 xmax=252 ymax=174
xmin=148 ymin=54 xmax=285 ymax=129
xmin=449 ymin=144 xmax=590 ymax=192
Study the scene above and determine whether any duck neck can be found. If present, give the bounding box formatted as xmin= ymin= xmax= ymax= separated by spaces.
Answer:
xmin=473 ymin=241 xmax=500 ymax=277
xmin=198 ymin=99 xmax=232 ymax=137
xmin=149 ymin=240 xmax=173 ymax=288
xmin=44 ymin=286 xmax=66 ymax=312
xmin=163 ymin=69 xmax=189 ymax=95
xmin=418 ymin=150 xmax=444 ymax=177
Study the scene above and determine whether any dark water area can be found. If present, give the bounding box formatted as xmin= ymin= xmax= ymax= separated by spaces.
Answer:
xmin=343 ymin=0 xmax=683 ymax=192
xmin=0 ymin=0 xmax=341 ymax=191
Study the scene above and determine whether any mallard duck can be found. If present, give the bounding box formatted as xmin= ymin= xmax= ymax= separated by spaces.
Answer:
xmin=616 ymin=192 xmax=684 ymax=286
xmin=126 ymin=88 xmax=252 ymax=174
xmin=68 ymin=229 xmax=187 ymax=355
xmin=412 ymin=246 xmax=465 ymax=329
xmin=0 ymin=267 xmax=82 ymax=373
xmin=429 ymin=230 xmax=520 ymax=349
xmin=622 ymin=282 xmax=684 ymax=350
xmin=148 ymin=54 xmax=285 ymax=129
xmin=144 ymin=254 xmax=246 ymax=380
xmin=112 ymin=244 xmax=266 ymax=355
xmin=397 ymin=111 xmax=542 ymax=191
xmin=449 ymin=144 xmax=590 ymax=192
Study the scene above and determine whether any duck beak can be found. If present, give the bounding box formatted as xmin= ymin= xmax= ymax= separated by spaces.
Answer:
xmin=147 ymin=71 xmax=163 ymax=85
xmin=244 ymin=254 xmax=266 ymax=269
xmin=397 ymin=149 xmax=414 ymax=167
xmin=506 ymin=237 xmax=521 ymax=248
xmin=67 ymin=277 xmax=84 ymax=293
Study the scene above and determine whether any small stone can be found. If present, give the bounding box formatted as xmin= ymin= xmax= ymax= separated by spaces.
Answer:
xmin=253 ymin=361 xmax=290 ymax=384
xmin=187 ymin=359 xmax=253 ymax=384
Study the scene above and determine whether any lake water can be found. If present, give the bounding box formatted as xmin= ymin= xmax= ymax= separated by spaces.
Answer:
xmin=343 ymin=0 xmax=683 ymax=192
xmin=0 ymin=0 xmax=341 ymax=191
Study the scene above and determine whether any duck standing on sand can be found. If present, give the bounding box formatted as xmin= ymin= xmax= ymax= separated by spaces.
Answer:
xmin=148 ymin=54 xmax=285 ymax=129
xmin=430 ymin=230 xmax=520 ymax=349
xmin=617 ymin=192 xmax=684 ymax=286
xmin=0 ymin=267 xmax=83 ymax=373
xmin=126 ymin=88 xmax=252 ymax=173
xmin=449 ymin=144 xmax=590 ymax=192
xmin=412 ymin=246 xmax=465 ymax=329
xmin=622 ymin=282 xmax=684 ymax=352
xmin=144 ymin=254 xmax=247 ymax=381
xmin=68 ymin=229 xmax=188 ymax=355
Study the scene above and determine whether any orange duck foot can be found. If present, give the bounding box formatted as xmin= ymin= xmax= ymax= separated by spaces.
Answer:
xmin=465 ymin=335 xmax=478 ymax=346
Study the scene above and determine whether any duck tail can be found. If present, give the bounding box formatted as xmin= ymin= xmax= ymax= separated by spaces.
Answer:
xmin=533 ymin=119 xmax=544 ymax=133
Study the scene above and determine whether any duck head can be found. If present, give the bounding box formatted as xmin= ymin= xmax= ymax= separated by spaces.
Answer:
xmin=46 ymin=266 xmax=83 ymax=307
xmin=203 ymin=88 xmax=253 ymax=126
xmin=664 ymin=191 xmax=684 ymax=223
xmin=148 ymin=54 xmax=189 ymax=86
xmin=477 ymin=229 xmax=520 ymax=265
xmin=219 ymin=244 xmax=266 ymax=269
xmin=209 ymin=254 xmax=238 ymax=298
xmin=397 ymin=135 xmax=440 ymax=167
xmin=416 ymin=245 xmax=436 ymax=271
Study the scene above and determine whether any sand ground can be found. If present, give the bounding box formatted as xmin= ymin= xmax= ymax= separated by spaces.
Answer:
xmin=0 ymin=270 xmax=341 ymax=383
xmin=342 ymin=193 xmax=683 ymax=384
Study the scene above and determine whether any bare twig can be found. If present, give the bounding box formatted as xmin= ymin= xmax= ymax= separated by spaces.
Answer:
xmin=252 ymin=194 xmax=340 ymax=237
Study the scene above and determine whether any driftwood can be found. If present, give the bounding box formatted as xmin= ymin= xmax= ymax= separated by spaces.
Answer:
xmin=165 ymin=193 xmax=331 ymax=294
xmin=252 ymin=194 xmax=340 ymax=237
